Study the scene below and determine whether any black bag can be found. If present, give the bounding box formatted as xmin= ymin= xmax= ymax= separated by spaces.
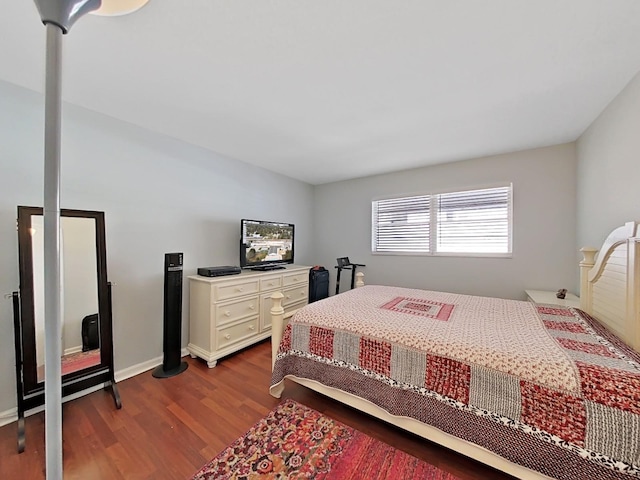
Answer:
xmin=309 ymin=266 xmax=329 ymax=303
xmin=81 ymin=314 xmax=100 ymax=352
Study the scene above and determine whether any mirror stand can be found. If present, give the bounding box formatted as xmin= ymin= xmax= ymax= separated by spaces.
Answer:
xmin=12 ymin=206 xmax=122 ymax=453
xmin=10 ymin=291 xmax=26 ymax=453
xmin=11 ymin=285 xmax=121 ymax=452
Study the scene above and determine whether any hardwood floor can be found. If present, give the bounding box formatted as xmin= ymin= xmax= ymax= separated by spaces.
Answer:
xmin=0 ymin=340 xmax=515 ymax=479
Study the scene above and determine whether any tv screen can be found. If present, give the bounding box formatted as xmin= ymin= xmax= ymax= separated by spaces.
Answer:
xmin=240 ymin=219 xmax=294 ymax=270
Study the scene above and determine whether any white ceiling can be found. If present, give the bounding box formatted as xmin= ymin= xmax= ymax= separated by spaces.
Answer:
xmin=2 ymin=1 xmax=640 ymax=185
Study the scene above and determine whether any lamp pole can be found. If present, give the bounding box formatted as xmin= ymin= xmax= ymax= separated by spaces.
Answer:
xmin=30 ymin=1 xmax=101 ymax=478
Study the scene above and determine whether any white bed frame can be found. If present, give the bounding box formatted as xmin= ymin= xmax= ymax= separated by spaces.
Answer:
xmin=269 ymin=221 xmax=640 ymax=480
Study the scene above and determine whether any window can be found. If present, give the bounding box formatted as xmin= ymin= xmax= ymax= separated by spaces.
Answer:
xmin=372 ymin=185 xmax=512 ymax=256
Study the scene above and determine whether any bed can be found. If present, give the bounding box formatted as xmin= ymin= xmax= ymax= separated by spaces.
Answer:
xmin=269 ymin=221 xmax=640 ymax=480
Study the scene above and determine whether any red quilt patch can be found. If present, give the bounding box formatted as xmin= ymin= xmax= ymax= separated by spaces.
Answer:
xmin=280 ymin=324 xmax=292 ymax=352
xmin=425 ymin=355 xmax=470 ymax=403
xmin=359 ymin=338 xmax=391 ymax=376
xmin=543 ymin=320 xmax=587 ymax=334
xmin=309 ymin=326 xmax=334 ymax=358
xmin=520 ymin=381 xmax=586 ymax=445
xmin=537 ymin=306 xmax=574 ymax=317
xmin=556 ymin=338 xmax=616 ymax=358
xmin=381 ymin=296 xmax=454 ymax=321
xmin=577 ymin=362 xmax=640 ymax=415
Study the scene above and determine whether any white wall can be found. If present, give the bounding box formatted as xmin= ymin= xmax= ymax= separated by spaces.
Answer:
xmin=0 ymin=80 xmax=314 ymax=415
xmin=313 ymin=144 xmax=578 ymax=300
xmin=576 ymin=70 xmax=640 ymax=249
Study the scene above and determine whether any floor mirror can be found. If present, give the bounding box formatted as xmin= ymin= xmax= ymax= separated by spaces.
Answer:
xmin=12 ymin=206 xmax=121 ymax=452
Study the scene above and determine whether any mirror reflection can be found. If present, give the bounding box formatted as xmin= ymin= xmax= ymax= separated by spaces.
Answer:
xmin=31 ymin=215 xmax=101 ymax=382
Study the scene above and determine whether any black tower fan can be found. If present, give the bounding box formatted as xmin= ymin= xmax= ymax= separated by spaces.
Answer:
xmin=153 ymin=253 xmax=188 ymax=378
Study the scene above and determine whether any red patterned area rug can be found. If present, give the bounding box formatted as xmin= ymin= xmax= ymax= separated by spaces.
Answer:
xmin=37 ymin=349 xmax=101 ymax=382
xmin=192 ymin=399 xmax=461 ymax=479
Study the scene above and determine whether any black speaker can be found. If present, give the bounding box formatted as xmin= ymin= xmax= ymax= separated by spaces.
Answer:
xmin=153 ymin=252 xmax=188 ymax=378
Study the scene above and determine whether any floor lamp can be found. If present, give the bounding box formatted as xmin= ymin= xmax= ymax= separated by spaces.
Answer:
xmin=30 ymin=1 xmax=148 ymax=477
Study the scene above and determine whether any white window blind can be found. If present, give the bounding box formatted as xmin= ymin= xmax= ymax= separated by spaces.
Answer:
xmin=436 ymin=186 xmax=511 ymax=254
xmin=372 ymin=185 xmax=512 ymax=256
xmin=372 ymin=195 xmax=430 ymax=253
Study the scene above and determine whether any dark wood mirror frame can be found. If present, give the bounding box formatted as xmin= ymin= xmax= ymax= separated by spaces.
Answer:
xmin=12 ymin=206 xmax=121 ymax=453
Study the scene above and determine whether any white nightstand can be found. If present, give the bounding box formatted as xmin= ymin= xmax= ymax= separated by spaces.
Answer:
xmin=525 ymin=289 xmax=580 ymax=308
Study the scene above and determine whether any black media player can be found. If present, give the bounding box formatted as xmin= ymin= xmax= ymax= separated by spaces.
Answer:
xmin=197 ymin=266 xmax=242 ymax=277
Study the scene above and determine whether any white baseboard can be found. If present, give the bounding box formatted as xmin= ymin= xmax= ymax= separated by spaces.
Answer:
xmin=114 ymin=347 xmax=188 ymax=382
xmin=0 ymin=408 xmax=17 ymax=428
xmin=64 ymin=346 xmax=83 ymax=356
xmin=0 ymin=348 xmax=189 ymax=428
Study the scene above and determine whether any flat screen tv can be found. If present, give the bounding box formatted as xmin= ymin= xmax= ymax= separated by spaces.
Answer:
xmin=240 ymin=219 xmax=294 ymax=270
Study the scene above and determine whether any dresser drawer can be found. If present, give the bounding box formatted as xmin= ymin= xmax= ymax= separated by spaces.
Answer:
xmin=282 ymin=284 xmax=308 ymax=307
xmin=283 ymin=270 xmax=307 ymax=287
xmin=260 ymin=275 xmax=282 ymax=291
xmin=214 ymin=279 xmax=260 ymax=301
xmin=215 ymin=296 xmax=258 ymax=326
xmin=217 ymin=317 xmax=259 ymax=350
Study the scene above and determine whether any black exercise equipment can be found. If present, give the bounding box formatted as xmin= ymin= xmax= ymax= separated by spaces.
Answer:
xmin=334 ymin=257 xmax=366 ymax=295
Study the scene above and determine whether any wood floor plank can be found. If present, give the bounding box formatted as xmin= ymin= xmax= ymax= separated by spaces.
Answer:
xmin=165 ymin=402 xmax=215 ymax=448
xmin=0 ymin=340 xmax=514 ymax=480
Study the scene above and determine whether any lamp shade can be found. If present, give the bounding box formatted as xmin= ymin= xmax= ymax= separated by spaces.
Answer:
xmin=33 ymin=0 xmax=101 ymax=33
xmin=91 ymin=0 xmax=149 ymax=16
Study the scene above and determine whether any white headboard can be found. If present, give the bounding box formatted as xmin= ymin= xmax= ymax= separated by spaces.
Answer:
xmin=580 ymin=221 xmax=640 ymax=353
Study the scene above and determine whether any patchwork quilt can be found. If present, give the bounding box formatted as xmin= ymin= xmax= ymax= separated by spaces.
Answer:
xmin=271 ymin=285 xmax=640 ymax=479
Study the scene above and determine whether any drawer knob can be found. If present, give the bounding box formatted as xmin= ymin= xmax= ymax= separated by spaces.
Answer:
xmin=224 ymin=311 xmax=231 ymax=317
xmin=224 ymin=334 xmax=231 ymax=340
xmin=248 ymin=325 xmax=255 ymax=331
xmin=293 ymin=277 xmax=298 ymax=281
xmin=286 ymin=295 xmax=291 ymax=299
xmin=268 ymin=282 xmax=274 ymax=286
xmin=237 ymin=287 xmax=244 ymax=292
xmin=249 ymin=304 xmax=255 ymax=310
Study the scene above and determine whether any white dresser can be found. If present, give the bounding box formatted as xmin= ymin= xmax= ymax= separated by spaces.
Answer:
xmin=187 ymin=265 xmax=311 ymax=367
